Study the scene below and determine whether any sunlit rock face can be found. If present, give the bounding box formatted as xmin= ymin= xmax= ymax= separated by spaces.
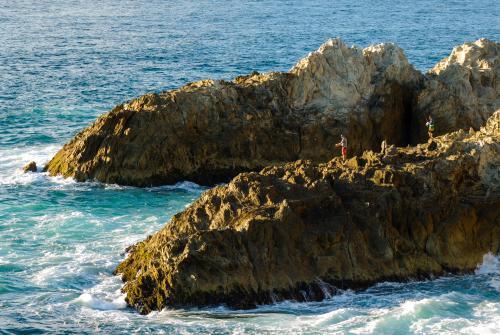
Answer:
xmin=414 ymin=38 xmax=499 ymax=140
xmin=44 ymin=38 xmax=498 ymax=186
xmin=115 ymin=111 xmax=499 ymax=314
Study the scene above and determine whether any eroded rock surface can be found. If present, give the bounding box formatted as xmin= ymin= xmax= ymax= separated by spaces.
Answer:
xmin=414 ymin=38 xmax=500 ymax=139
xmin=45 ymin=38 xmax=499 ymax=186
xmin=23 ymin=161 xmax=37 ymax=173
xmin=115 ymin=112 xmax=500 ymax=314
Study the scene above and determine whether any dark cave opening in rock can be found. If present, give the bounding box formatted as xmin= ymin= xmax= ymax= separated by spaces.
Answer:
xmin=401 ymin=87 xmax=419 ymax=146
xmin=378 ymin=83 xmax=421 ymax=150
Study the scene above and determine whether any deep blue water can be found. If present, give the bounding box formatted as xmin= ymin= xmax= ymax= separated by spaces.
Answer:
xmin=0 ymin=1 xmax=499 ymax=334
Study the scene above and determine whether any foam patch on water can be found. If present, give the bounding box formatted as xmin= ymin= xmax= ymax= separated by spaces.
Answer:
xmin=75 ymin=293 xmax=126 ymax=311
xmin=73 ymin=275 xmax=126 ymax=311
xmin=309 ymin=307 xmax=357 ymax=327
xmin=410 ymin=317 xmax=475 ymax=334
xmin=410 ymin=299 xmax=500 ymax=335
xmin=350 ymin=292 xmax=484 ymax=334
xmin=31 ymin=261 xmax=86 ymax=287
xmin=0 ymin=143 xmax=87 ymax=188
xmin=0 ymin=140 xmax=209 ymax=197
xmin=32 ymin=266 xmax=60 ymax=286
xmin=0 ymin=143 xmax=208 ymax=194
xmin=0 ymin=144 xmax=60 ymax=184
xmin=31 ymin=243 xmax=110 ymax=287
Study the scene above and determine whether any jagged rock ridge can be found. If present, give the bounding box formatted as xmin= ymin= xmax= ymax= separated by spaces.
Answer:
xmin=115 ymin=111 xmax=500 ymax=314
xmin=45 ymin=38 xmax=499 ymax=186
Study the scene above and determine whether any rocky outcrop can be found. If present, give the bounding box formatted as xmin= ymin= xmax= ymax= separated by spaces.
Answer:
xmin=45 ymin=38 xmax=499 ymax=186
xmin=287 ymin=40 xmax=422 ymax=155
xmin=414 ymin=38 xmax=499 ymax=139
xmin=23 ymin=161 xmax=37 ymax=173
xmin=115 ymin=111 xmax=500 ymax=314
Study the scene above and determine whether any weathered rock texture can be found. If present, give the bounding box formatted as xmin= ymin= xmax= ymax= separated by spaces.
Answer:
xmin=45 ymin=38 xmax=499 ymax=186
xmin=115 ymin=111 xmax=500 ymax=314
xmin=23 ymin=161 xmax=37 ymax=173
xmin=414 ymin=38 xmax=500 ymax=140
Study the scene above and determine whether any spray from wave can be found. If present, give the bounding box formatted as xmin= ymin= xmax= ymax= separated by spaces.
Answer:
xmin=475 ymin=252 xmax=500 ymax=292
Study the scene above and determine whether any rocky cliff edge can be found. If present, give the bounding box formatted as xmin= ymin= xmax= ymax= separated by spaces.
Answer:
xmin=45 ymin=38 xmax=499 ymax=186
xmin=114 ymin=111 xmax=499 ymax=314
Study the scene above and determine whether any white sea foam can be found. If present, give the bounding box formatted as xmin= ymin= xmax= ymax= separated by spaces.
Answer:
xmin=75 ymin=293 xmax=126 ymax=311
xmin=309 ymin=307 xmax=356 ymax=327
xmin=32 ymin=266 xmax=59 ymax=286
xmin=31 ymin=262 xmax=85 ymax=286
xmin=346 ymin=290 xmax=473 ymax=334
xmin=73 ymin=275 xmax=127 ymax=311
xmin=0 ymin=138 xmax=207 ymax=197
xmin=400 ymin=297 xmax=435 ymax=315
xmin=31 ymin=243 xmax=106 ymax=287
xmin=0 ymin=143 xmax=208 ymax=195
xmin=0 ymin=144 xmax=59 ymax=184
xmin=463 ymin=301 xmax=500 ymax=335
xmin=475 ymin=252 xmax=500 ymax=275
xmin=410 ymin=299 xmax=500 ymax=335
xmin=35 ymin=211 xmax=85 ymax=226
xmin=0 ymin=144 xmax=59 ymax=170
xmin=410 ymin=316 xmax=474 ymax=335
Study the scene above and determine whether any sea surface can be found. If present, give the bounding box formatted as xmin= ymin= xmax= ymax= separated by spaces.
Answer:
xmin=1 ymin=1 xmax=499 ymax=334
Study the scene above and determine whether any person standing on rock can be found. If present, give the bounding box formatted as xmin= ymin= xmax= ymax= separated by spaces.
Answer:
xmin=426 ymin=116 xmax=435 ymax=139
xmin=381 ymin=140 xmax=387 ymax=156
xmin=336 ymin=134 xmax=348 ymax=162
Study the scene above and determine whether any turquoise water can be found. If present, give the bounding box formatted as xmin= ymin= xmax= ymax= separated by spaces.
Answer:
xmin=1 ymin=1 xmax=499 ymax=334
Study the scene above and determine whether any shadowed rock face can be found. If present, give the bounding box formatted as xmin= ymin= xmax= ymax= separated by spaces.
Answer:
xmin=45 ymin=38 xmax=499 ymax=186
xmin=114 ymin=112 xmax=500 ymax=314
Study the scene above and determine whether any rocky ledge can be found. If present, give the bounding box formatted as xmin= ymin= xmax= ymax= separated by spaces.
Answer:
xmin=115 ymin=111 xmax=499 ymax=314
xmin=45 ymin=38 xmax=498 ymax=186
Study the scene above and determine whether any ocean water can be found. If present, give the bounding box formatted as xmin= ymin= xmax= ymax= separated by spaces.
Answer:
xmin=0 ymin=0 xmax=499 ymax=334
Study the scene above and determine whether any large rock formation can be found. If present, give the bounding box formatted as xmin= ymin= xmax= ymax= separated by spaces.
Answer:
xmin=115 ymin=111 xmax=500 ymax=314
xmin=45 ymin=38 xmax=499 ymax=186
xmin=414 ymin=38 xmax=500 ymax=140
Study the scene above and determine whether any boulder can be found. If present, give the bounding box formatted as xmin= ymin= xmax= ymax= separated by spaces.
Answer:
xmin=23 ymin=161 xmax=37 ymax=173
xmin=114 ymin=111 xmax=500 ymax=314
xmin=44 ymin=38 xmax=498 ymax=186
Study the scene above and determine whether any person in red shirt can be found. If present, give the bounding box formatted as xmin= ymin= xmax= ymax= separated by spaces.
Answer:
xmin=335 ymin=134 xmax=348 ymax=162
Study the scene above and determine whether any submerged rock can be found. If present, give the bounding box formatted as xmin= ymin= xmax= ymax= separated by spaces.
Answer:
xmin=23 ymin=161 xmax=37 ymax=173
xmin=115 ymin=111 xmax=500 ymax=314
xmin=45 ymin=38 xmax=498 ymax=186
